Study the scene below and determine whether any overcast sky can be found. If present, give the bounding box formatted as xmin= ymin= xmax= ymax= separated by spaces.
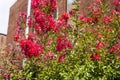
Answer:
xmin=0 ymin=0 xmax=74 ymax=34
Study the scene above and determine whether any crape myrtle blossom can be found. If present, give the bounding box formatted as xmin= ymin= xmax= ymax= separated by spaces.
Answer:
xmin=14 ymin=28 xmax=23 ymax=42
xmin=34 ymin=15 xmax=57 ymax=33
xmin=69 ymin=8 xmax=74 ymax=15
xmin=96 ymin=41 xmax=106 ymax=50
xmin=58 ymin=54 xmax=66 ymax=63
xmin=30 ymin=0 xmax=58 ymax=33
xmin=59 ymin=13 xmax=69 ymax=22
xmin=31 ymin=0 xmax=57 ymax=14
xmin=44 ymin=52 xmax=54 ymax=61
xmin=90 ymin=53 xmax=101 ymax=61
xmin=80 ymin=16 xmax=92 ymax=23
xmin=56 ymin=37 xmax=72 ymax=52
xmin=113 ymin=0 xmax=120 ymax=7
xmin=96 ymin=0 xmax=101 ymax=3
xmin=14 ymin=34 xmax=21 ymax=42
xmin=103 ymin=16 xmax=113 ymax=24
xmin=16 ymin=0 xmax=72 ymax=59
xmin=3 ymin=73 xmax=10 ymax=80
xmin=16 ymin=12 xmax=27 ymax=27
xmin=30 ymin=0 xmax=70 ymax=34
xmin=28 ymin=17 xmax=35 ymax=27
xmin=110 ymin=43 xmax=120 ymax=53
xmin=20 ymin=39 xmax=44 ymax=58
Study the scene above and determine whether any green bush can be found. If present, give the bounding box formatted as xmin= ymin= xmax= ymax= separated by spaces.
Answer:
xmin=1 ymin=0 xmax=120 ymax=80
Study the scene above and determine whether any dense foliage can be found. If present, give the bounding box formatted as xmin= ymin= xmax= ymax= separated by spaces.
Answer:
xmin=0 ymin=0 xmax=120 ymax=80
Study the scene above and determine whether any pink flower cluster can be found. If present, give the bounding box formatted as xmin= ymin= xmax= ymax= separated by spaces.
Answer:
xmin=29 ymin=0 xmax=58 ymax=33
xmin=90 ymin=53 xmax=101 ymax=61
xmin=44 ymin=52 xmax=54 ymax=61
xmin=14 ymin=34 xmax=21 ymax=42
xmin=31 ymin=0 xmax=57 ymax=14
xmin=110 ymin=43 xmax=120 ymax=53
xmin=58 ymin=54 xmax=66 ymax=63
xmin=113 ymin=0 xmax=120 ymax=7
xmin=96 ymin=41 xmax=106 ymax=50
xmin=80 ymin=16 xmax=92 ymax=23
xmin=3 ymin=73 xmax=10 ymax=80
xmin=33 ymin=10 xmax=57 ymax=33
xmin=16 ymin=12 xmax=27 ymax=26
xmin=20 ymin=39 xmax=44 ymax=58
xmin=89 ymin=41 xmax=106 ymax=61
xmin=30 ymin=0 xmax=70 ymax=34
xmin=15 ymin=0 xmax=71 ymax=61
xmin=103 ymin=16 xmax=113 ymax=24
xmin=14 ymin=28 xmax=22 ymax=42
xmin=56 ymin=37 xmax=72 ymax=52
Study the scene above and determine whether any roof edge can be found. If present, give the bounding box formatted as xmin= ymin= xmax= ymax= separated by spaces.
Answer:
xmin=0 ymin=33 xmax=7 ymax=36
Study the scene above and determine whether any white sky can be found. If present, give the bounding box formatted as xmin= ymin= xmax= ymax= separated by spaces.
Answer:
xmin=0 ymin=0 xmax=74 ymax=35
xmin=0 ymin=0 xmax=17 ymax=34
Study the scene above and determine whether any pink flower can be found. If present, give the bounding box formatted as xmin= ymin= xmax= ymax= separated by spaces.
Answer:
xmin=49 ymin=0 xmax=57 ymax=12
xmin=14 ymin=34 xmax=21 ymax=42
xmin=96 ymin=41 xmax=106 ymax=50
xmin=80 ymin=16 xmax=86 ymax=22
xmin=61 ymin=13 xmax=69 ymax=20
xmin=47 ymin=16 xmax=57 ymax=31
xmin=69 ymin=8 xmax=74 ymax=15
xmin=28 ymin=33 xmax=35 ymax=41
xmin=20 ymin=39 xmax=44 ymax=58
xmin=0 ymin=65 xmax=2 ymax=69
xmin=20 ymin=39 xmax=33 ymax=51
xmin=80 ymin=16 xmax=92 ymax=23
xmin=90 ymin=53 xmax=101 ymax=61
xmin=4 ymin=73 xmax=10 ymax=80
xmin=56 ymin=37 xmax=72 ymax=52
xmin=86 ymin=17 xmax=92 ymax=23
xmin=113 ymin=0 xmax=120 ymax=7
xmin=35 ymin=14 xmax=46 ymax=24
xmin=31 ymin=0 xmax=40 ymax=8
xmin=27 ymin=46 xmax=39 ymax=57
xmin=88 ymin=4 xmax=94 ymax=10
xmin=33 ymin=8 xmax=42 ymax=17
xmin=96 ymin=0 xmax=101 ymax=3
xmin=59 ymin=13 xmax=69 ymax=24
xmin=111 ymin=9 xmax=120 ymax=15
xmin=58 ymin=54 xmax=66 ymax=63
xmin=46 ymin=39 xmax=52 ymax=46
xmin=103 ymin=16 xmax=113 ymax=24
xmin=32 ymin=0 xmax=57 ymax=13
xmin=110 ymin=43 xmax=120 ymax=53
xmin=34 ymin=24 xmax=41 ymax=33
xmin=16 ymin=12 xmax=27 ymax=26
xmin=28 ymin=17 xmax=35 ymax=27
xmin=18 ymin=12 xmax=27 ymax=19
xmin=44 ymin=52 xmax=54 ymax=61
xmin=92 ymin=8 xmax=101 ymax=16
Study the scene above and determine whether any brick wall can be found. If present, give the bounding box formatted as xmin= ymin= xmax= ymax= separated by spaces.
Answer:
xmin=0 ymin=34 xmax=6 ymax=53
xmin=57 ymin=0 xmax=67 ymax=16
xmin=7 ymin=0 xmax=28 ymax=46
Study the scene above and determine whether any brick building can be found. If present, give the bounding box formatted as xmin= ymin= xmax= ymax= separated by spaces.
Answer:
xmin=0 ymin=33 xmax=6 ymax=53
xmin=7 ymin=0 xmax=67 ymax=46
xmin=7 ymin=0 xmax=28 ymax=46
